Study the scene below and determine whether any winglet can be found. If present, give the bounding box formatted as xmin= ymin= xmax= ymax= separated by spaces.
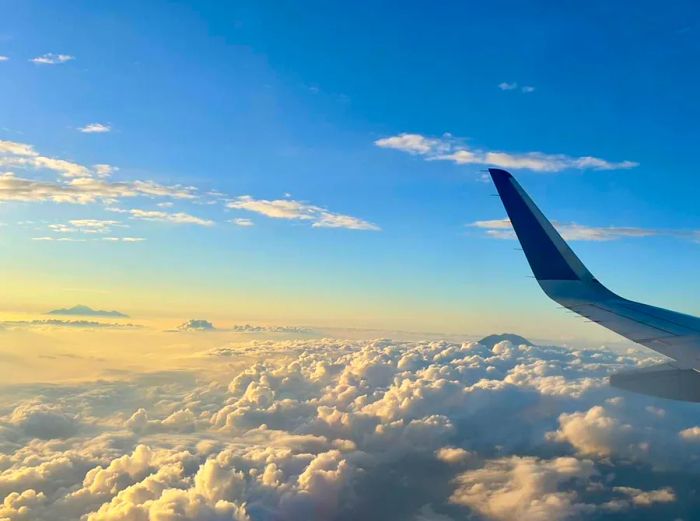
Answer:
xmin=489 ymin=168 xmax=594 ymax=282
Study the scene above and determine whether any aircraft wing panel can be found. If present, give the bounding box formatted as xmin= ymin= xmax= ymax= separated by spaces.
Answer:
xmin=489 ymin=168 xmax=700 ymax=372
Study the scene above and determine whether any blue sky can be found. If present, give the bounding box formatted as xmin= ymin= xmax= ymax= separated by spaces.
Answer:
xmin=2 ymin=0 xmax=700 ymax=339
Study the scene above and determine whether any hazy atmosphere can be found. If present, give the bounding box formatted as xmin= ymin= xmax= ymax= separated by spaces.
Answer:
xmin=2 ymin=1 xmax=700 ymax=520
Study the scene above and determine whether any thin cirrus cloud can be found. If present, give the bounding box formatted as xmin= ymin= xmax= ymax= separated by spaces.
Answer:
xmin=109 ymin=207 xmax=214 ymax=226
xmin=47 ymin=219 xmax=122 ymax=234
xmin=470 ymin=218 xmax=697 ymax=242
xmin=375 ymin=133 xmax=638 ymax=172
xmin=78 ymin=123 xmax=111 ymax=134
xmin=227 ymin=195 xmax=380 ymax=231
xmin=498 ymin=81 xmax=535 ymax=93
xmin=230 ymin=217 xmax=254 ymax=227
xmin=30 ymin=53 xmax=75 ymax=65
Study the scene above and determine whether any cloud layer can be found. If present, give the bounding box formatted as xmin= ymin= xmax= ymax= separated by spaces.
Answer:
xmin=2 ymin=335 xmax=699 ymax=520
xmin=375 ymin=133 xmax=638 ymax=172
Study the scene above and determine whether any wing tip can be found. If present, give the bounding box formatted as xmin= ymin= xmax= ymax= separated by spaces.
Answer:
xmin=488 ymin=168 xmax=513 ymax=181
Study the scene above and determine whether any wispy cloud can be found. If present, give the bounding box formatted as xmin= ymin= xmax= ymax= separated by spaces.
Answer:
xmin=110 ymin=207 xmax=214 ymax=226
xmin=0 ymin=140 xmax=197 ymax=203
xmin=470 ymin=218 xmax=696 ymax=242
xmin=498 ymin=82 xmax=535 ymax=93
xmin=498 ymin=81 xmax=518 ymax=91
xmin=48 ymin=219 xmax=122 ymax=234
xmin=0 ymin=173 xmax=195 ymax=204
xmin=228 ymin=196 xmax=380 ymax=231
xmin=230 ymin=217 xmax=254 ymax=227
xmin=0 ymin=56 xmax=9 ymax=62
xmin=375 ymin=133 xmax=638 ymax=172
xmin=78 ymin=123 xmax=111 ymax=134
xmin=30 ymin=53 xmax=74 ymax=65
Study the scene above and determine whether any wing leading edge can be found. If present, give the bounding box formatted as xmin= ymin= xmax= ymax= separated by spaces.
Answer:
xmin=489 ymin=168 xmax=700 ymax=401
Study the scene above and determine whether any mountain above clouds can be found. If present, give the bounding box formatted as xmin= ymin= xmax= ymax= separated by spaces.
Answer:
xmin=46 ymin=305 xmax=129 ymax=318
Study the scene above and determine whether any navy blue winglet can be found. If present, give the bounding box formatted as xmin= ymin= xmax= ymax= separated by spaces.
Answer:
xmin=489 ymin=168 xmax=592 ymax=281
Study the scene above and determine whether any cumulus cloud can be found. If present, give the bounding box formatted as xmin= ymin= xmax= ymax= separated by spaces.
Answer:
xmin=375 ymin=133 xmax=637 ymax=172
xmin=78 ymin=123 xmax=111 ymax=134
xmin=176 ymin=319 xmax=217 ymax=332
xmin=227 ymin=196 xmax=380 ymax=231
xmin=0 ymin=336 xmax=697 ymax=520
xmin=30 ymin=53 xmax=74 ymax=65
xmin=450 ymin=456 xmax=596 ymax=521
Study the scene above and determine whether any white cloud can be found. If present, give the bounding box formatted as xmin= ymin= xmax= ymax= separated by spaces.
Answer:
xmin=48 ymin=219 xmax=122 ymax=234
xmin=375 ymin=133 xmax=638 ymax=172
xmin=498 ymin=82 xmax=518 ymax=91
xmin=521 ymin=85 xmax=536 ymax=93
xmin=1 ymin=334 xmax=698 ymax=520
xmin=450 ymin=456 xmax=596 ymax=521
xmin=30 ymin=53 xmax=74 ymax=65
xmin=78 ymin=123 xmax=111 ymax=134
xmin=0 ymin=173 xmax=196 ymax=204
xmin=230 ymin=217 xmax=254 ymax=227
xmin=110 ymin=208 xmax=213 ymax=226
xmin=612 ymin=486 xmax=676 ymax=507
xmin=228 ymin=195 xmax=379 ymax=231
xmin=0 ymin=55 xmax=9 ymax=62
xmin=679 ymin=426 xmax=700 ymax=441
xmin=470 ymin=218 xmax=695 ymax=242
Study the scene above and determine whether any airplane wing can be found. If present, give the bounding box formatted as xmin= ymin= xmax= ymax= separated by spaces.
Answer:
xmin=489 ymin=168 xmax=700 ymax=401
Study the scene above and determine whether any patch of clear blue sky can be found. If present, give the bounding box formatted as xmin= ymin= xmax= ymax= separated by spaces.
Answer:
xmin=2 ymin=0 xmax=700 ymax=329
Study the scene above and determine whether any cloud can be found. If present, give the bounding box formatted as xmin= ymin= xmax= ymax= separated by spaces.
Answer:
xmin=1 ymin=335 xmax=698 ymax=520
xmin=78 ymin=123 xmax=111 ymax=134
xmin=0 ymin=319 xmax=140 ymax=329
xmin=0 ymin=140 xmax=197 ymax=203
xmin=176 ymin=319 xmax=217 ymax=332
xmin=30 ymin=53 xmax=74 ymax=65
xmin=108 ymin=208 xmax=214 ymax=226
xmin=449 ymin=456 xmax=597 ymax=521
xmin=46 ymin=305 xmax=128 ymax=318
xmin=0 ymin=56 xmax=9 ymax=62
xmin=170 ymin=321 xmax=311 ymax=334
xmin=498 ymin=83 xmax=535 ymax=94
xmin=375 ymin=133 xmax=638 ymax=172
xmin=48 ymin=219 xmax=122 ymax=234
xmin=101 ymin=237 xmax=145 ymax=242
xmin=228 ymin=196 xmax=379 ymax=231
xmin=498 ymin=82 xmax=518 ymax=91
xmin=230 ymin=217 xmax=254 ymax=227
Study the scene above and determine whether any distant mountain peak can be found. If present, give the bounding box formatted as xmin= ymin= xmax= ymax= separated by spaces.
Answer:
xmin=46 ymin=305 xmax=129 ymax=318
xmin=478 ymin=333 xmax=533 ymax=349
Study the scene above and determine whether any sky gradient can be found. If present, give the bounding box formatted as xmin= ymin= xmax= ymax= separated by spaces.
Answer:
xmin=2 ymin=0 xmax=700 ymax=341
